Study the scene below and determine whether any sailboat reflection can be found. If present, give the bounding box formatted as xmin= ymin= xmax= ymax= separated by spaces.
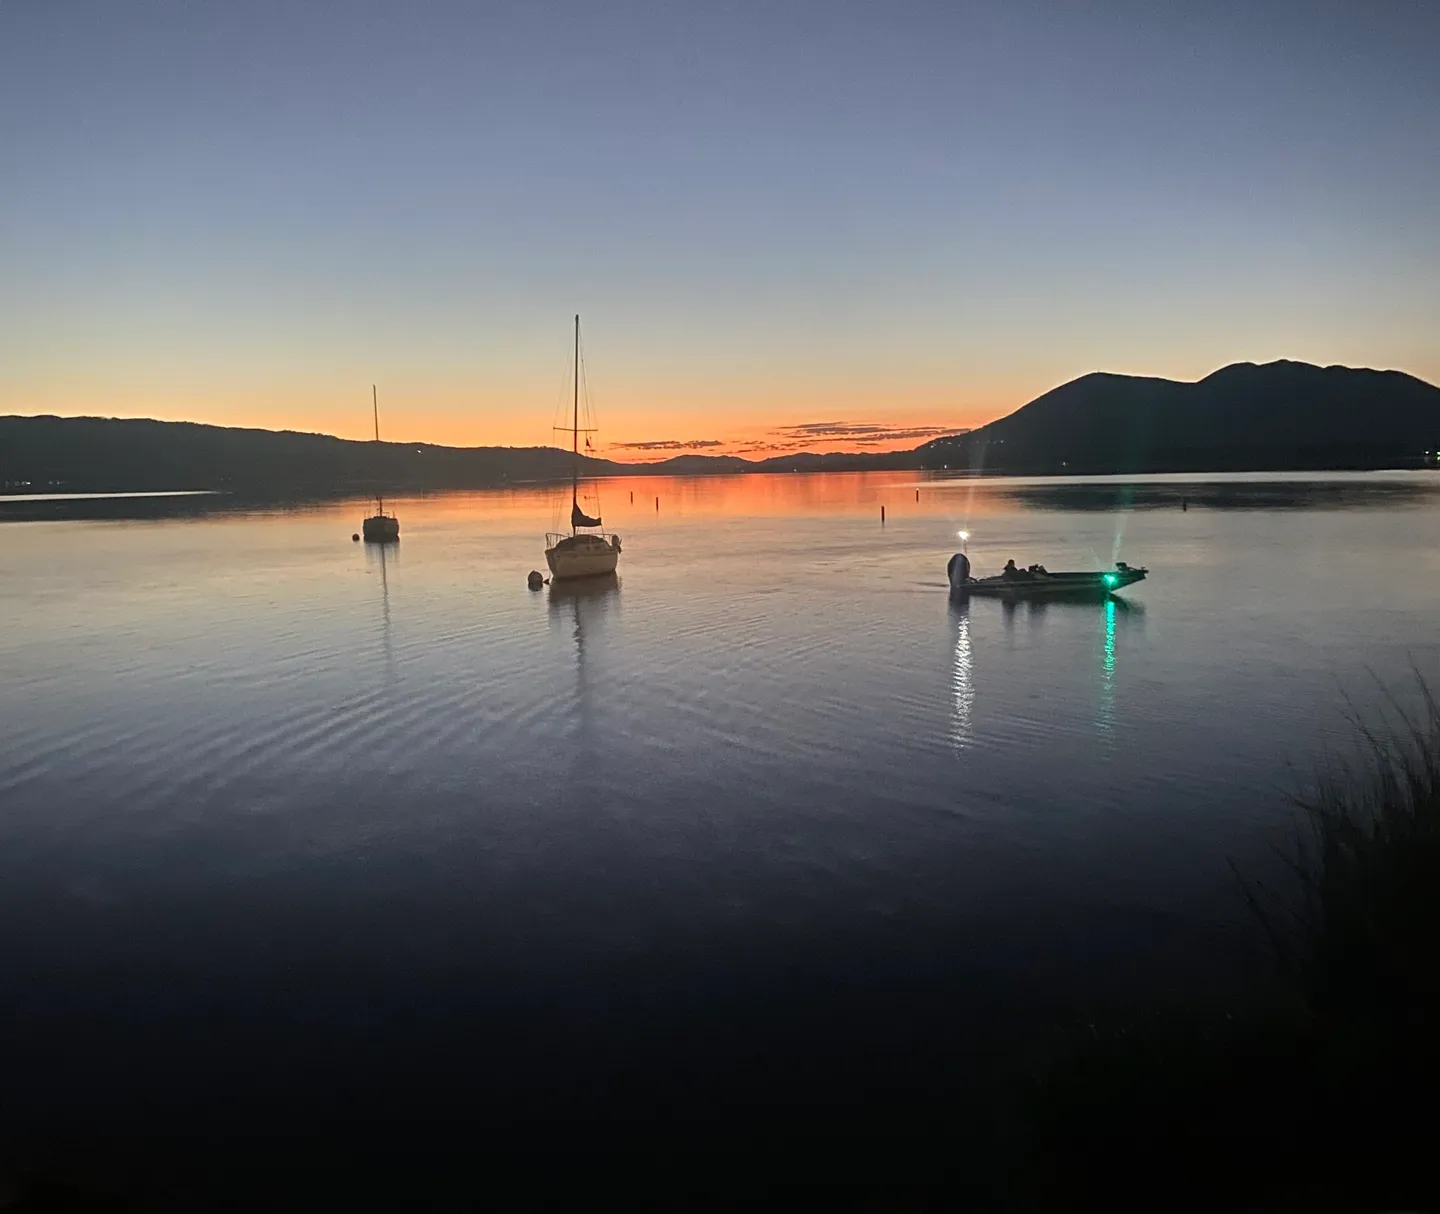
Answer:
xmin=547 ymin=575 xmax=620 ymax=732
xmin=948 ymin=597 xmax=974 ymax=752
xmin=365 ymin=540 xmax=396 ymax=677
xmin=547 ymin=572 xmax=621 ymax=614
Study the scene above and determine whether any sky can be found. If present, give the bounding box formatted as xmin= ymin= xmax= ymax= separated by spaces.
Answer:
xmin=1 ymin=1 xmax=1437 ymax=458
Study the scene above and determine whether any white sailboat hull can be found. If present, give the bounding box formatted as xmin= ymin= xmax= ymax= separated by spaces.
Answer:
xmin=545 ymin=315 xmax=625 ymax=581
xmin=362 ymin=514 xmax=399 ymax=543
xmin=545 ymin=533 xmax=620 ymax=580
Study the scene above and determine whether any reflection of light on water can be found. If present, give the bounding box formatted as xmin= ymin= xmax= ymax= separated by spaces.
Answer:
xmin=1110 ymin=485 xmax=1134 ymax=564
xmin=1098 ymin=597 xmax=1116 ymax=736
xmin=548 ymin=576 xmax=619 ymax=753
xmin=370 ymin=543 xmax=396 ymax=681
xmin=951 ymin=609 xmax=973 ymax=751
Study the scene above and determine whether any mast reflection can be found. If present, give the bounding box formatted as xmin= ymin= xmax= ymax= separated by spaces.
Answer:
xmin=548 ymin=574 xmax=620 ymax=746
xmin=366 ymin=541 xmax=396 ymax=680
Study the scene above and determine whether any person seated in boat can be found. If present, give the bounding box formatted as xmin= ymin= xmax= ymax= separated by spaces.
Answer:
xmin=1027 ymin=563 xmax=1049 ymax=577
xmin=1003 ymin=559 xmax=1019 ymax=580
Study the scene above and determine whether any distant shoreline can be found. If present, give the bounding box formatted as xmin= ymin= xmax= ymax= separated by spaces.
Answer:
xmin=2 ymin=455 xmax=1428 ymax=498
xmin=3 ymin=466 xmax=1437 ymax=529
xmin=0 ymin=489 xmax=219 ymax=502
xmin=5 ymin=360 xmax=1437 ymax=496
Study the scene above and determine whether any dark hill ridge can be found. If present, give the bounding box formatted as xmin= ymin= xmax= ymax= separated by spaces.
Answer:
xmin=0 ymin=414 xmax=925 ymax=495
xmin=0 ymin=415 xmax=620 ymax=495
xmin=2 ymin=360 xmax=1436 ymax=494
xmin=919 ymin=360 xmax=1440 ymax=474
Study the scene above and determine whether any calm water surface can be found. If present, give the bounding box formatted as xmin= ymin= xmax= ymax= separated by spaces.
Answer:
xmin=3 ymin=470 xmax=1439 ymax=1132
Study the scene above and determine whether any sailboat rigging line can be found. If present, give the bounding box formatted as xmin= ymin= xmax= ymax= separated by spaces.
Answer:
xmin=542 ymin=313 xmax=618 ymax=578
xmin=564 ymin=315 xmax=601 ymax=533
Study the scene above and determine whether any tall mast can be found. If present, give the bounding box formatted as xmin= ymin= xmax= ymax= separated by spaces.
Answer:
xmin=572 ymin=313 xmax=580 ymax=532
xmin=373 ymin=384 xmax=383 ymax=515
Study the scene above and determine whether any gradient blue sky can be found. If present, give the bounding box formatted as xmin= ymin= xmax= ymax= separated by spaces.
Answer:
xmin=2 ymin=1 xmax=1436 ymax=454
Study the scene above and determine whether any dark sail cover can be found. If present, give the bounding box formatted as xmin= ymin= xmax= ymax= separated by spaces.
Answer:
xmin=571 ymin=502 xmax=602 ymax=529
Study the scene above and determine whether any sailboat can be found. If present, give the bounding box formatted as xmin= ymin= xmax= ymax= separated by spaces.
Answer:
xmin=544 ymin=315 xmax=621 ymax=580
xmin=362 ymin=384 xmax=400 ymax=543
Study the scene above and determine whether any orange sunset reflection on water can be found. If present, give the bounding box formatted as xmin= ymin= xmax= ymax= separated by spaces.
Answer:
xmin=350 ymin=471 xmax=1015 ymax=530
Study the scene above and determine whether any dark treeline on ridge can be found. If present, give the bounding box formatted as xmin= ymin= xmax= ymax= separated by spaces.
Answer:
xmin=0 ymin=416 xmax=921 ymax=496
xmin=920 ymin=359 xmax=1440 ymax=475
xmin=3 ymin=360 xmax=1437 ymax=496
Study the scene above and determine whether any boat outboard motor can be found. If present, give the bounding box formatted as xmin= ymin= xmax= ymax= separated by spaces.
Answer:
xmin=947 ymin=552 xmax=971 ymax=593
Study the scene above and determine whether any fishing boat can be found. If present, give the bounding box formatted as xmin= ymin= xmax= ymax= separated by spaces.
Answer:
xmin=947 ymin=553 xmax=1147 ymax=597
xmin=361 ymin=384 xmax=399 ymax=543
xmin=544 ymin=315 xmax=621 ymax=581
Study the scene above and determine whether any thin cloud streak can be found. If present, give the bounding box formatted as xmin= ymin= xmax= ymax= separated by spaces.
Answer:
xmin=767 ymin=421 xmax=969 ymax=449
xmin=613 ymin=438 xmax=726 ymax=451
xmin=608 ymin=421 xmax=972 ymax=460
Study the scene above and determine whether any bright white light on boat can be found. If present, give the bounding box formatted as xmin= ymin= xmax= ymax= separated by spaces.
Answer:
xmin=957 ymin=530 xmax=969 ymax=541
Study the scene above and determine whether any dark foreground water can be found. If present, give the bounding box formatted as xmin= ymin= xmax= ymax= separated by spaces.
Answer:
xmin=2 ymin=470 xmax=1438 ymax=1187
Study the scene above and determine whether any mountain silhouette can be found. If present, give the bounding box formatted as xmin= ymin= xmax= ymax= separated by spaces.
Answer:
xmin=919 ymin=360 xmax=1440 ymax=474
xmin=0 ymin=415 xmax=923 ymax=495
xmin=3 ymin=361 xmax=1437 ymax=495
xmin=0 ymin=416 xmax=622 ymax=495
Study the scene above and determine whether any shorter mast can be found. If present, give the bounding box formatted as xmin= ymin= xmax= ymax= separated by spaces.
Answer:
xmin=372 ymin=384 xmax=384 ymax=517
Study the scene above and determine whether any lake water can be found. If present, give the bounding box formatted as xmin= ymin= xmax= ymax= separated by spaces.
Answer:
xmin=3 ymin=470 xmax=1439 ymax=1160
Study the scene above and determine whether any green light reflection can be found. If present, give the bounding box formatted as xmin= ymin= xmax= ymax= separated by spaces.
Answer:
xmin=1098 ymin=597 xmax=1116 ymax=737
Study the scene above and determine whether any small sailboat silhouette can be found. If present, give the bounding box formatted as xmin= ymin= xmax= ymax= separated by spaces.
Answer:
xmin=362 ymin=384 xmax=399 ymax=543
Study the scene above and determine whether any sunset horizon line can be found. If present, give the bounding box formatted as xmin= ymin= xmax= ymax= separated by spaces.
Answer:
xmin=0 ymin=406 xmax=976 ymax=462
xmin=7 ymin=353 xmax=1435 ymax=461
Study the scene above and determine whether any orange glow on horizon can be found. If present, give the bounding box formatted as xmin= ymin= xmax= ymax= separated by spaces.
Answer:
xmin=4 ymin=380 xmax=1011 ymax=461
xmin=339 ymin=470 xmax=1028 ymax=525
xmin=23 ymin=344 xmax=1437 ymax=459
